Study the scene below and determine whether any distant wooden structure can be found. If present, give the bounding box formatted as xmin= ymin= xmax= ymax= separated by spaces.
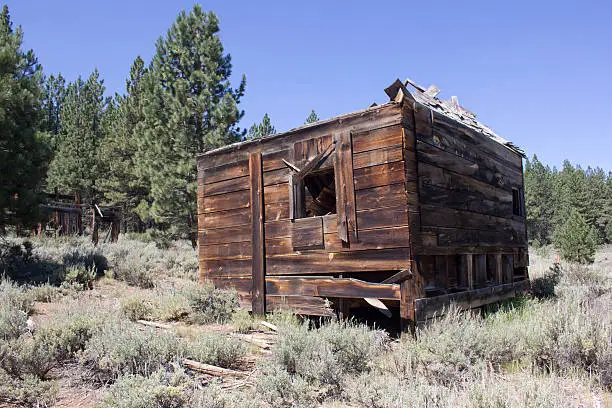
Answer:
xmin=196 ymin=78 xmax=529 ymax=329
xmin=37 ymin=193 xmax=121 ymax=245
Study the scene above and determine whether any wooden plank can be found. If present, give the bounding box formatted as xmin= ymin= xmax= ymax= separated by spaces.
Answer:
xmin=432 ymin=111 xmax=523 ymax=169
xmin=292 ymin=217 xmax=324 ymax=249
xmin=353 ymin=161 xmax=405 ymax=190
xmin=400 ymin=279 xmax=415 ymax=333
xmin=261 ymin=148 xmax=292 ymax=172
xmin=434 ymin=227 xmax=523 ymax=248
xmin=249 ymin=152 xmax=266 ymax=315
xmin=418 ymin=161 xmax=513 ymax=208
xmin=265 ymin=277 xmax=400 ymax=300
xmin=263 ymin=183 xmax=289 ymax=204
xmin=464 ymin=254 xmax=474 ymax=290
xmin=414 ymin=280 xmax=530 ymax=321
xmin=265 ymin=215 xmax=337 ymax=240
xmin=266 ymin=247 xmax=411 ymax=275
xmin=200 ymin=241 xmax=252 ymax=260
xmin=353 ymin=144 xmax=403 ymax=169
xmin=209 ymin=276 xmax=252 ymax=293
xmin=263 ymin=167 xmax=290 ymax=186
xmin=201 ymin=258 xmax=252 ymax=277
xmin=200 ymin=189 xmax=250 ymax=213
xmin=264 ymin=201 xmax=290 ymax=222
xmin=240 ymin=294 xmax=334 ymax=316
xmin=267 ymin=225 xmax=411 ymax=255
xmin=502 ymin=254 xmax=513 ymax=284
xmin=495 ymin=254 xmax=503 ymax=284
xmin=352 ymin=125 xmax=403 ymax=153
xmin=198 ymin=208 xmax=250 ymax=229
xmin=326 ymin=226 xmax=410 ymax=251
xmin=201 ymin=175 xmax=249 ymax=196
xmin=198 ymin=225 xmax=251 ymax=244
xmin=356 ymin=183 xmax=407 ymax=211
xmin=199 ymin=160 xmax=249 ymax=185
xmin=416 ymin=140 xmax=522 ymax=191
xmin=356 ymin=206 xmax=409 ymax=230
xmin=420 ymin=205 xmax=526 ymax=240
xmin=334 ymin=130 xmax=357 ymax=244
xmin=419 ymin=183 xmax=514 ymax=219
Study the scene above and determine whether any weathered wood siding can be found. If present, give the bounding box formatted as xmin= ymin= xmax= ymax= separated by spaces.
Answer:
xmin=197 ymin=104 xmax=410 ymax=315
xmin=402 ymin=100 xmax=528 ymax=294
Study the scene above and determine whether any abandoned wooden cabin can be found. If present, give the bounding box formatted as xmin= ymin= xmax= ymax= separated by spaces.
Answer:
xmin=196 ymin=78 xmax=529 ymax=328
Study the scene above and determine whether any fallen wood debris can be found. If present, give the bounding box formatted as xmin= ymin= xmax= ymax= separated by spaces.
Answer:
xmin=136 ymin=320 xmax=174 ymax=330
xmin=230 ymin=333 xmax=272 ymax=350
xmin=183 ymin=359 xmax=248 ymax=377
xmin=259 ymin=321 xmax=278 ymax=332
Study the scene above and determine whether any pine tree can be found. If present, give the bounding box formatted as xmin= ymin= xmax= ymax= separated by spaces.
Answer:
xmin=135 ymin=5 xmax=246 ymax=241
xmin=0 ymin=6 xmax=51 ymax=231
xmin=98 ymin=57 xmax=149 ymax=230
xmin=46 ymin=70 xmax=106 ymax=203
xmin=553 ymin=208 xmax=596 ymax=264
xmin=41 ymin=73 xmax=66 ymax=143
xmin=305 ymin=109 xmax=320 ymax=124
xmin=524 ymin=155 xmax=554 ymax=245
xmin=247 ymin=113 xmax=276 ymax=139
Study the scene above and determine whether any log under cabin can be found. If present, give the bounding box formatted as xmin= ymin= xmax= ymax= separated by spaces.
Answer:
xmin=196 ymin=78 xmax=529 ymax=329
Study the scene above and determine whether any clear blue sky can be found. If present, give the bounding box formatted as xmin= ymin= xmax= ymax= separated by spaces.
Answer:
xmin=6 ymin=1 xmax=612 ymax=170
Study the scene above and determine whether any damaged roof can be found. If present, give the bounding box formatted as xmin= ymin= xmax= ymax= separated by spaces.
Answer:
xmin=385 ymin=78 xmax=524 ymax=157
xmin=200 ymin=77 xmax=524 ymax=158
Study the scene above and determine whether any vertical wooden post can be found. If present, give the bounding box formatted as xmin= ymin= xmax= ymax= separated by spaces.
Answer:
xmin=249 ymin=152 xmax=266 ymax=316
xmin=495 ymin=254 xmax=503 ymax=284
xmin=465 ymin=254 xmax=474 ymax=290
xmin=400 ymin=279 xmax=415 ymax=334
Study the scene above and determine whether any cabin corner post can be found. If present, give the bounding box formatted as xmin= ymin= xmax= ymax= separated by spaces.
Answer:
xmin=249 ymin=152 xmax=266 ymax=315
xmin=400 ymin=260 xmax=425 ymax=334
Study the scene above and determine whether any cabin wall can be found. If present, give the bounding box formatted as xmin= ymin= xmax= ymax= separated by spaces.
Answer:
xmin=197 ymin=104 xmax=413 ymax=315
xmin=402 ymin=101 xmax=528 ymax=295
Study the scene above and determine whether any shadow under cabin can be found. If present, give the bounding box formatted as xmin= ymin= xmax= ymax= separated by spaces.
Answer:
xmin=196 ymin=77 xmax=529 ymax=331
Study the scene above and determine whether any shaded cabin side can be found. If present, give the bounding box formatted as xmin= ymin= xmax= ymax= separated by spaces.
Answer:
xmin=197 ymin=103 xmax=415 ymax=316
xmin=397 ymin=85 xmax=529 ymax=323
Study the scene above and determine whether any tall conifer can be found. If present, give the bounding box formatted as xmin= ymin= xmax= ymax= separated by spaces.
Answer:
xmin=0 ymin=6 xmax=50 ymax=230
xmin=46 ymin=70 xmax=106 ymax=202
xmin=136 ymin=5 xmax=246 ymax=241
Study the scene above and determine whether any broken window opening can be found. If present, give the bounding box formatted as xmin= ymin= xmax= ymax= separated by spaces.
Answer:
xmin=300 ymin=168 xmax=336 ymax=218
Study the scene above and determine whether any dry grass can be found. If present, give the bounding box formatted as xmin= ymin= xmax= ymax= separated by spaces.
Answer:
xmin=0 ymin=236 xmax=610 ymax=407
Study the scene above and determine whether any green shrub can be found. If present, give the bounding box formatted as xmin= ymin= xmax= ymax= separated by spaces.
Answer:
xmin=182 ymin=282 xmax=238 ymax=324
xmin=553 ymin=209 xmax=597 ymax=264
xmin=272 ymin=320 xmax=388 ymax=388
xmin=0 ymin=276 xmax=34 ymax=314
xmin=232 ymin=309 xmax=256 ymax=333
xmin=81 ymin=321 xmax=185 ymax=381
xmin=255 ymin=362 xmax=318 ymax=408
xmin=102 ymin=370 xmax=187 ymax=408
xmin=151 ymin=292 xmax=191 ymax=322
xmin=0 ymin=370 xmax=58 ymax=407
xmin=0 ymin=336 xmax=57 ymax=378
xmin=120 ymin=295 xmax=153 ymax=321
xmin=28 ymin=282 xmax=60 ymax=302
xmin=186 ymin=333 xmax=246 ymax=369
xmin=61 ymin=265 xmax=97 ymax=290
xmin=0 ymin=305 xmax=28 ymax=340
